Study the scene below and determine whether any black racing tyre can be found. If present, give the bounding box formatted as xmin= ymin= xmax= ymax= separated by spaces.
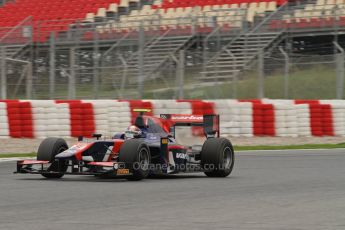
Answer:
xmin=201 ymin=138 xmax=234 ymax=177
xmin=37 ymin=137 xmax=69 ymax=179
xmin=118 ymin=139 xmax=151 ymax=181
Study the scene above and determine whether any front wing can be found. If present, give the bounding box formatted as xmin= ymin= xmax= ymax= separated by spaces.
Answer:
xmin=15 ymin=160 xmax=132 ymax=177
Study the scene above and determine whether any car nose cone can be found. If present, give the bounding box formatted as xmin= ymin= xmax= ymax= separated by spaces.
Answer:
xmin=55 ymin=150 xmax=76 ymax=159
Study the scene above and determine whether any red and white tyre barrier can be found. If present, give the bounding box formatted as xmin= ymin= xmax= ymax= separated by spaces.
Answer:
xmin=0 ymin=102 xmax=9 ymax=138
xmin=0 ymin=99 xmax=344 ymax=138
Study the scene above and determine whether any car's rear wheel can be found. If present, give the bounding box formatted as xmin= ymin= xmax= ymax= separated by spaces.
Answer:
xmin=37 ymin=138 xmax=68 ymax=179
xmin=201 ymin=138 xmax=234 ymax=177
xmin=118 ymin=139 xmax=151 ymax=181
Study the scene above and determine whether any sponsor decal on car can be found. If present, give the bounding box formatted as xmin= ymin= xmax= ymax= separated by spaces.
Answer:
xmin=147 ymin=134 xmax=158 ymax=140
xmin=176 ymin=153 xmax=187 ymax=159
xmin=171 ymin=115 xmax=203 ymax=121
xmin=117 ymin=168 xmax=130 ymax=175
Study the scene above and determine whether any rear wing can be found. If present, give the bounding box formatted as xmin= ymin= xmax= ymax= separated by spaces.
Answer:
xmin=160 ymin=114 xmax=220 ymax=138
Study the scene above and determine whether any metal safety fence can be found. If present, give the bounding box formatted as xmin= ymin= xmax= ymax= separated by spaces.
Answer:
xmin=0 ymin=3 xmax=345 ymax=100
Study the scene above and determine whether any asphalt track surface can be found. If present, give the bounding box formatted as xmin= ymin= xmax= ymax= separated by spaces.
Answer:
xmin=1 ymin=149 xmax=345 ymax=230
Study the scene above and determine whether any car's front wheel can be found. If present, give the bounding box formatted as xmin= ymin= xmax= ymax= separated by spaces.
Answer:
xmin=37 ymin=138 xmax=68 ymax=179
xmin=118 ymin=139 xmax=151 ymax=181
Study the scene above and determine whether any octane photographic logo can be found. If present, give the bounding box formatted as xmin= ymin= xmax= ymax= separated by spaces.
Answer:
xmin=116 ymin=162 xmax=127 ymax=169
xmin=131 ymin=162 xmax=228 ymax=171
xmin=202 ymin=164 xmax=229 ymax=171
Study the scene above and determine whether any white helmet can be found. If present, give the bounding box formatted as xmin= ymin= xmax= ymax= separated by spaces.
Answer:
xmin=125 ymin=125 xmax=142 ymax=139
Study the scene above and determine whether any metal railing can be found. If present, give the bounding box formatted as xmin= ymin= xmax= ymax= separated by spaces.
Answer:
xmin=202 ymin=8 xmax=247 ymax=71
xmin=0 ymin=16 xmax=32 ymax=45
xmin=0 ymin=0 xmax=14 ymax=6
xmin=1 ymin=3 xmax=345 ymax=99
xmin=273 ymin=3 xmax=345 ymax=33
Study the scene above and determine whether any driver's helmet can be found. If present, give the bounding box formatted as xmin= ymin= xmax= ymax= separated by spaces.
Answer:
xmin=125 ymin=125 xmax=142 ymax=139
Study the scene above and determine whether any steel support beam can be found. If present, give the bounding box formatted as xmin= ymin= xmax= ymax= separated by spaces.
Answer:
xmin=279 ymin=46 xmax=289 ymax=99
xmin=93 ymin=32 xmax=100 ymax=99
xmin=257 ymin=50 xmax=264 ymax=99
xmin=334 ymin=41 xmax=344 ymax=99
xmin=171 ymin=50 xmax=185 ymax=99
xmin=138 ymin=23 xmax=145 ymax=98
xmin=49 ymin=32 xmax=55 ymax=99
xmin=26 ymin=61 xmax=33 ymax=98
xmin=0 ymin=47 xmax=6 ymax=99
xmin=177 ymin=50 xmax=185 ymax=99
xmin=69 ymin=47 xmax=76 ymax=99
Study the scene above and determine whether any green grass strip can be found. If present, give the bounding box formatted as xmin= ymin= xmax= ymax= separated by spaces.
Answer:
xmin=0 ymin=153 xmax=36 ymax=158
xmin=1 ymin=143 xmax=345 ymax=158
xmin=234 ymin=143 xmax=345 ymax=151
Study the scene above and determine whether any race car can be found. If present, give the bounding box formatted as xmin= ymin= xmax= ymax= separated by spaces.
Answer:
xmin=15 ymin=110 xmax=235 ymax=180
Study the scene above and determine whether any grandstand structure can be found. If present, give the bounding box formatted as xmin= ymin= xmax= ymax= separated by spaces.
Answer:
xmin=0 ymin=0 xmax=345 ymax=99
